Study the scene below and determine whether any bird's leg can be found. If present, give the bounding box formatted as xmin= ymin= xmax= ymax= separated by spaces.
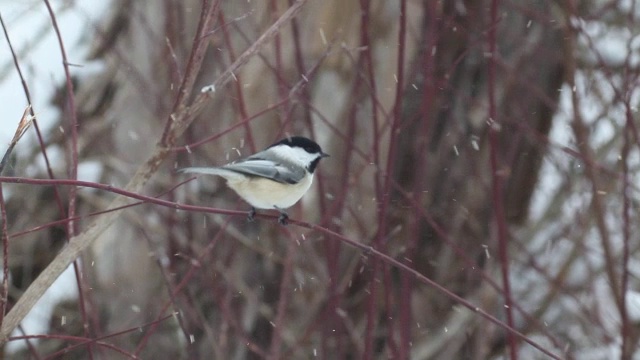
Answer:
xmin=247 ymin=207 xmax=256 ymax=222
xmin=277 ymin=213 xmax=289 ymax=226
xmin=274 ymin=207 xmax=289 ymax=226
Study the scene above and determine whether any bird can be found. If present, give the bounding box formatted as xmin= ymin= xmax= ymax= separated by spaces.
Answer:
xmin=180 ymin=136 xmax=329 ymax=225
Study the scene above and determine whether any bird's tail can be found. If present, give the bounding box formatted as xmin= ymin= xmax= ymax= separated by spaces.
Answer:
xmin=179 ymin=167 xmax=242 ymax=180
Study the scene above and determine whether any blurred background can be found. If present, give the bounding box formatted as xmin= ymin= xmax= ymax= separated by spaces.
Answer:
xmin=0 ymin=0 xmax=639 ymax=359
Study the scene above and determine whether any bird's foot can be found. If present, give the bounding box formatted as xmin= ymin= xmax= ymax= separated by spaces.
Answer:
xmin=247 ymin=207 xmax=256 ymax=222
xmin=277 ymin=213 xmax=289 ymax=226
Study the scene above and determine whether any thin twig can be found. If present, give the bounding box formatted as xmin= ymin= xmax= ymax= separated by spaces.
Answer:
xmin=165 ymin=0 xmax=309 ymax=143
xmin=12 ymin=313 xmax=175 ymax=359
xmin=0 ymin=174 xmax=563 ymax=358
xmin=160 ymin=0 xmax=221 ymax=146
xmin=217 ymin=10 xmax=256 ymax=153
xmin=486 ymin=0 xmax=518 ymax=358
xmin=41 ymin=3 xmax=93 ymax=356
xmin=0 ymin=0 xmax=310 ymax=343
xmin=0 ymin=10 xmax=67 ymax=220
xmin=267 ymin=230 xmax=297 ymax=360
xmin=0 ymin=184 xmax=8 ymax=325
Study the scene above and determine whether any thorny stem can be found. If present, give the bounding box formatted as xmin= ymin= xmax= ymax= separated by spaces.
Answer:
xmin=287 ymin=0 xmax=313 ymax=132
xmin=486 ymin=0 xmax=518 ymax=358
xmin=269 ymin=0 xmax=288 ymax=132
xmin=42 ymin=3 xmax=94 ymax=357
xmin=267 ymin=230 xmax=297 ymax=360
xmin=0 ymin=0 xmax=310 ymax=344
xmin=1 ymin=7 xmax=97 ymax=355
xmin=133 ymin=218 xmax=232 ymax=355
xmin=0 ymin=14 xmax=61 ymax=203
xmin=620 ymin=100 xmax=633 ymax=359
xmin=398 ymin=0 xmax=438 ymax=356
xmin=12 ymin=313 xmax=175 ymax=359
xmin=364 ymin=0 xmax=407 ymax=357
xmin=0 ymin=174 xmax=562 ymax=359
xmin=218 ymin=10 xmax=256 ymax=153
xmin=160 ymin=0 xmax=221 ymax=147
xmin=0 ymin=12 xmax=68 ymax=243
xmin=168 ymin=0 xmax=310 ymax=144
xmin=0 ymin=184 xmax=8 ymax=324
xmin=561 ymin=0 xmax=621 ymax=308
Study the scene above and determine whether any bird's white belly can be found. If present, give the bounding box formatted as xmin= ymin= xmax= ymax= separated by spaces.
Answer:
xmin=226 ymin=175 xmax=313 ymax=209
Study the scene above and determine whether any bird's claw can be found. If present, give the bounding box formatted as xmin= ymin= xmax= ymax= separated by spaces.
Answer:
xmin=247 ymin=207 xmax=256 ymax=222
xmin=278 ymin=213 xmax=289 ymax=226
xmin=248 ymin=207 xmax=288 ymax=225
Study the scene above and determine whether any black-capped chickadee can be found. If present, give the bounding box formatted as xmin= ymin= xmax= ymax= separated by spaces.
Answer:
xmin=180 ymin=136 xmax=329 ymax=225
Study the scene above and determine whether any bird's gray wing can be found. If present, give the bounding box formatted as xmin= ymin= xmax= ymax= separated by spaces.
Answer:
xmin=221 ymin=159 xmax=305 ymax=184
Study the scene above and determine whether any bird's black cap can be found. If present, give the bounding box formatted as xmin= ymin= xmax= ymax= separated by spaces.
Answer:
xmin=269 ymin=136 xmax=328 ymax=157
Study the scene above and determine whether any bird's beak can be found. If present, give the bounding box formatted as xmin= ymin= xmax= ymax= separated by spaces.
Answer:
xmin=321 ymin=152 xmax=330 ymax=158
